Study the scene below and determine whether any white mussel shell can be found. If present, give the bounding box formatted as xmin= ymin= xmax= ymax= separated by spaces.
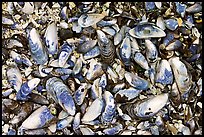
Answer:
xmin=81 ymin=98 xmax=104 ymax=122
xmin=168 ymin=57 xmax=192 ymax=94
xmin=44 ymin=23 xmax=58 ymax=55
xmin=20 ymin=106 xmax=54 ymax=130
xmin=133 ymin=93 xmax=169 ymax=118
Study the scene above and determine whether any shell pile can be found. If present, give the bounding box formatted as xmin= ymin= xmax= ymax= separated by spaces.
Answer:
xmin=2 ymin=2 xmax=202 ymax=135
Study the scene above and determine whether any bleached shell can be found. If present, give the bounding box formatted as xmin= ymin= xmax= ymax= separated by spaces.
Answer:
xmin=72 ymin=21 xmax=82 ymax=33
xmin=44 ymin=23 xmax=58 ymax=55
xmin=7 ymin=2 xmax=14 ymax=15
xmin=114 ymin=32 xmax=123 ymax=46
xmin=156 ymin=16 xmax=166 ymax=30
xmin=155 ymin=59 xmax=173 ymax=86
xmin=27 ymin=78 xmax=40 ymax=87
xmin=155 ymin=2 xmax=162 ymax=9
xmin=107 ymin=66 xmax=119 ymax=81
xmin=81 ymin=98 xmax=104 ymax=122
xmin=72 ymin=57 xmax=82 ymax=75
xmin=168 ymin=57 xmax=192 ymax=94
xmin=129 ymin=37 xmax=140 ymax=53
xmin=21 ymin=106 xmax=54 ymax=130
xmin=80 ymin=126 xmax=95 ymax=135
xmin=134 ymin=93 xmax=168 ymax=118
xmin=78 ymin=13 xmax=106 ymax=28
xmin=73 ymin=112 xmax=81 ymax=130
xmin=22 ymin=2 xmax=34 ymax=15
xmin=129 ymin=22 xmax=166 ymax=39
xmin=58 ymin=110 xmax=68 ymax=120
xmin=10 ymin=50 xmax=20 ymax=62
xmin=49 ymin=59 xmax=69 ymax=68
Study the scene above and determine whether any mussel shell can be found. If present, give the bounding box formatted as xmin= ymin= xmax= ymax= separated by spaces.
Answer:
xmin=78 ymin=13 xmax=106 ymax=28
xmin=46 ymin=77 xmax=76 ymax=115
xmin=129 ymin=22 xmax=166 ymax=39
xmin=77 ymin=39 xmax=97 ymax=53
xmin=44 ymin=23 xmax=58 ymax=55
xmin=155 ymin=59 xmax=173 ymax=86
xmin=103 ymin=124 xmax=123 ymax=135
xmin=6 ymin=65 xmax=22 ymax=92
xmin=168 ymin=57 xmax=192 ymax=94
xmin=115 ymin=87 xmax=142 ymax=103
xmin=101 ymin=91 xmax=116 ymax=123
xmin=119 ymin=37 xmax=132 ymax=66
xmin=164 ymin=19 xmax=178 ymax=31
xmin=85 ymin=59 xmax=104 ymax=81
xmin=125 ymin=72 xmax=149 ymax=90
xmin=133 ymin=52 xmax=149 ymax=70
xmin=28 ymin=28 xmax=48 ymax=65
xmin=20 ymin=105 xmax=55 ymax=130
xmin=125 ymin=93 xmax=169 ymax=118
xmin=145 ymin=39 xmax=158 ymax=63
xmin=81 ymin=98 xmax=104 ymax=122
xmin=97 ymin=30 xmax=116 ymax=65
xmin=83 ymin=46 xmax=100 ymax=60
xmin=74 ymin=84 xmax=88 ymax=105
xmin=58 ymin=42 xmax=73 ymax=67
xmin=186 ymin=3 xmax=202 ymax=13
